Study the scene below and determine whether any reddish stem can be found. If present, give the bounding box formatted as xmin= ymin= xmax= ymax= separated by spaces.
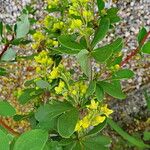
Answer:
xmin=0 ymin=119 xmax=20 ymax=136
xmin=120 ymin=31 xmax=150 ymax=67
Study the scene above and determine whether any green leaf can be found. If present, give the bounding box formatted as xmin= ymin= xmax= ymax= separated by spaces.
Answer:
xmin=76 ymin=49 xmax=91 ymax=77
xmin=96 ymin=0 xmax=105 ymax=13
xmin=1 ymin=48 xmax=16 ymax=61
xmin=0 ymin=22 xmax=3 ymax=37
xmin=86 ymin=119 xmax=107 ymax=137
xmin=143 ymin=131 xmax=150 ymax=141
xmin=105 ymin=8 xmax=121 ymax=24
xmin=111 ymin=38 xmax=123 ymax=52
xmin=36 ymin=80 xmax=50 ymax=89
xmin=91 ymin=18 xmax=110 ymax=47
xmin=16 ymin=14 xmax=30 ymax=38
xmin=96 ymin=84 xmax=104 ymax=101
xmin=0 ymin=67 xmax=7 ymax=76
xmin=18 ymin=88 xmax=43 ymax=104
xmin=0 ymin=129 xmax=10 ymax=150
xmin=0 ymin=100 xmax=16 ymax=117
xmin=57 ymin=108 xmax=79 ymax=138
xmin=72 ymin=142 xmax=82 ymax=150
xmin=58 ymin=35 xmax=85 ymax=51
xmin=141 ymin=42 xmax=150 ymax=54
xmin=99 ymin=81 xmax=126 ymax=99
xmin=108 ymin=118 xmax=150 ymax=149
xmin=44 ymin=141 xmax=63 ymax=150
xmin=83 ymin=136 xmax=110 ymax=150
xmin=91 ymin=45 xmax=113 ymax=63
xmin=13 ymin=129 xmax=48 ymax=150
xmin=111 ymin=69 xmax=134 ymax=80
xmin=138 ymin=27 xmax=147 ymax=44
xmin=52 ymin=46 xmax=79 ymax=54
xmin=86 ymin=80 xmax=96 ymax=97
xmin=35 ymin=102 xmax=73 ymax=122
xmin=36 ymin=117 xmax=57 ymax=131
xmin=92 ymin=38 xmax=122 ymax=63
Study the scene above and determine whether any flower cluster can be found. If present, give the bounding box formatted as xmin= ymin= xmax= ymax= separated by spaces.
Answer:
xmin=75 ymin=100 xmax=113 ymax=132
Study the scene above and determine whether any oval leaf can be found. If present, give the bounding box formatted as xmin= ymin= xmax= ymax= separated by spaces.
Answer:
xmin=91 ymin=18 xmax=110 ymax=48
xmin=0 ymin=101 xmax=16 ymax=117
xmin=16 ymin=14 xmax=30 ymax=38
xmin=99 ymin=81 xmax=126 ymax=99
xmin=57 ymin=108 xmax=79 ymax=138
xmin=13 ymin=129 xmax=48 ymax=150
xmin=0 ymin=129 xmax=10 ymax=150
xmin=138 ymin=27 xmax=147 ymax=44
xmin=111 ymin=69 xmax=134 ymax=80
xmin=35 ymin=102 xmax=73 ymax=122
xmin=58 ymin=35 xmax=84 ymax=51
xmin=1 ymin=48 xmax=16 ymax=61
xmin=141 ymin=42 xmax=150 ymax=54
xmin=76 ymin=49 xmax=91 ymax=77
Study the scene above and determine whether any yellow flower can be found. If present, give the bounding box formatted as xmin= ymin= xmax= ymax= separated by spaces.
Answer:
xmin=43 ymin=15 xmax=52 ymax=28
xmin=82 ymin=116 xmax=90 ymax=129
xmin=55 ymin=86 xmax=63 ymax=94
xmin=33 ymin=31 xmax=45 ymax=42
xmin=36 ymin=66 xmax=41 ymax=73
xmin=92 ymin=116 xmax=106 ymax=126
xmin=52 ymin=22 xmax=64 ymax=32
xmin=49 ymin=67 xmax=59 ymax=80
xmin=101 ymin=104 xmax=113 ymax=117
xmin=31 ymin=42 xmax=39 ymax=49
xmin=75 ymin=120 xmax=82 ymax=131
xmin=71 ymin=89 xmax=77 ymax=95
xmin=83 ymin=10 xmax=93 ymax=21
xmin=87 ymin=99 xmax=99 ymax=110
xmin=59 ymin=80 xmax=65 ymax=88
xmin=70 ymin=19 xmax=83 ymax=29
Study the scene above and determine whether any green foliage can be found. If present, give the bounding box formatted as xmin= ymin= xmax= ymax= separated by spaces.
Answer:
xmin=76 ymin=49 xmax=91 ymax=77
xmin=58 ymin=35 xmax=85 ymax=51
xmin=13 ymin=129 xmax=48 ymax=150
xmin=0 ymin=129 xmax=10 ymax=150
xmin=0 ymin=0 xmax=150 ymax=149
xmin=96 ymin=0 xmax=105 ymax=13
xmin=0 ymin=67 xmax=7 ymax=76
xmin=143 ymin=131 xmax=150 ymax=141
xmin=108 ymin=119 xmax=150 ymax=149
xmin=138 ymin=27 xmax=147 ymax=44
xmin=82 ymin=136 xmax=111 ymax=150
xmin=0 ymin=100 xmax=16 ymax=117
xmin=18 ymin=88 xmax=43 ymax=104
xmin=91 ymin=18 xmax=110 ymax=47
xmin=16 ymin=14 xmax=30 ymax=38
xmin=111 ymin=69 xmax=134 ymax=80
xmin=1 ymin=48 xmax=16 ymax=61
xmin=141 ymin=41 xmax=150 ymax=54
xmin=57 ymin=108 xmax=79 ymax=138
xmin=98 ymin=81 xmax=126 ymax=99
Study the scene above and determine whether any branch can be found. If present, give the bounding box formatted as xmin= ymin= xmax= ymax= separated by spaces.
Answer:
xmin=0 ymin=119 xmax=20 ymax=136
xmin=120 ymin=31 xmax=150 ymax=67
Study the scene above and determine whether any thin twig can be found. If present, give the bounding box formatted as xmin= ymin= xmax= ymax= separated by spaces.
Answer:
xmin=120 ymin=31 xmax=150 ymax=67
xmin=0 ymin=119 xmax=20 ymax=136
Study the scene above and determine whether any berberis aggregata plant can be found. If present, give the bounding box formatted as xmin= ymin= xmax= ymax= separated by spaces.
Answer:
xmin=0 ymin=0 xmax=150 ymax=149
